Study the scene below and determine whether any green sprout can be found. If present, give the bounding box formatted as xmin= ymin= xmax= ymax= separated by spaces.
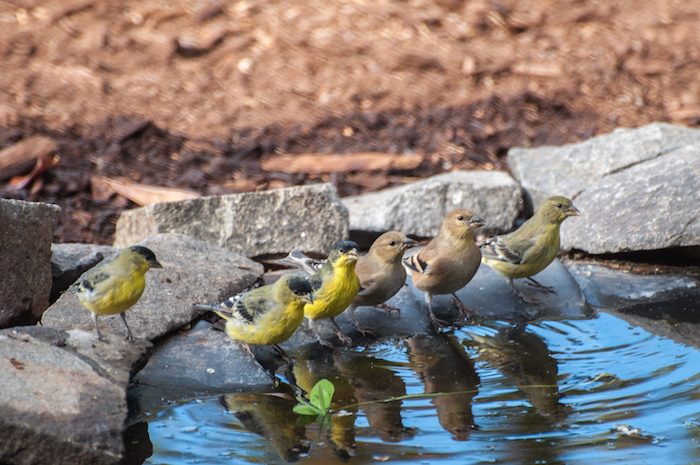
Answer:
xmin=293 ymin=378 xmax=335 ymax=418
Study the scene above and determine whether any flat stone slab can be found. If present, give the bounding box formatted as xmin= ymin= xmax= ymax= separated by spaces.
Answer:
xmin=0 ymin=199 xmax=60 ymax=327
xmin=343 ymin=170 xmax=521 ymax=237
xmin=0 ymin=326 xmax=127 ymax=465
xmin=133 ymin=320 xmax=273 ymax=393
xmin=410 ymin=260 xmax=592 ymax=322
xmin=565 ymin=261 xmax=700 ymax=347
xmin=560 ymin=146 xmax=700 ymax=253
xmin=114 ymin=183 xmax=348 ymax=257
xmin=42 ymin=234 xmax=263 ymax=342
xmin=508 ymin=122 xmax=700 ymax=208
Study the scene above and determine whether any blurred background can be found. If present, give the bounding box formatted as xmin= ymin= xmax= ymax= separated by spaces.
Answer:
xmin=1 ymin=0 xmax=698 ymax=243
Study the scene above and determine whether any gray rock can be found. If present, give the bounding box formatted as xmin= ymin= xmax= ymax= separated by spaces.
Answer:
xmin=0 ymin=326 xmax=126 ymax=465
xmin=133 ymin=320 xmax=273 ymax=393
xmin=508 ymin=122 xmax=700 ymax=208
xmin=42 ymin=234 xmax=263 ymax=341
xmin=565 ymin=261 xmax=700 ymax=347
xmin=50 ymin=243 xmax=116 ymax=303
xmin=414 ymin=260 xmax=592 ymax=322
xmin=560 ymin=146 xmax=700 ymax=253
xmin=343 ymin=170 xmax=521 ymax=237
xmin=0 ymin=199 xmax=60 ymax=327
xmin=113 ymin=184 xmax=348 ymax=257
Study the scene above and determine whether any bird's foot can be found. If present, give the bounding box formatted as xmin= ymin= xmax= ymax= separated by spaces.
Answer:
xmin=377 ymin=303 xmax=401 ymax=318
xmin=350 ymin=319 xmax=376 ymax=337
xmin=336 ymin=331 xmax=353 ymax=346
xmin=525 ymin=278 xmax=556 ymax=293
xmin=451 ymin=294 xmax=476 ymax=323
xmin=429 ymin=312 xmax=453 ymax=330
xmin=273 ymin=345 xmax=295 ymax=366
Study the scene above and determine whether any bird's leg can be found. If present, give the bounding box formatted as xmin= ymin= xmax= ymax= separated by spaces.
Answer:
xmin=272 ymin=344 xmax=295 ymax=366
xmin=451 ymin=293 xmax=476 ymax=322
xmin=309 ymin=319 xmax=334 ymax=348
xmin=92 ymin=313 xmax=104 ymax=341
xmin=347 ymin=305 xmax=376 ymax=337
xmin=508 ymin=279 xmax=540 ymax=304
xmin=331 ymin=317 xmax=353 ymax=346
xmin=238 ymin=342 xmax=256 ymax=359
xmin=426 ymin=294 xmax=451 ymax=329
xmin=376 ymin=303 xmax=401 ymax=317
xmin=525 ymin=277 xmax=556 ymax=293
xmin=119 ymin=312 xmax=134 ymax=342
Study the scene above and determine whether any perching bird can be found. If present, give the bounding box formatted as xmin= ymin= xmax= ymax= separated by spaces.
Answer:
xmin=481 ymin=195 xmax=579 ymax=302
xmin=303 ymin=240 xmax=361 ymax=346
xmin=193 ymin=274 xmax=314 ymax=363
xmin=74 ymin=245 xmax=162 ymax=342
xmin=403 ymin=209 xmax=484 ymax=328
xmin=281 ymin=231 xmax=415 ymax=336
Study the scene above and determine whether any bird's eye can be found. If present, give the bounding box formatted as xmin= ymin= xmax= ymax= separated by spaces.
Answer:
xmin=457 ymin=215 xmax=465 ymax=221
xmin=556 ymin=203 xmax=563 ymax=208
xmin=389 ymin=241 xmax=396 ymax=246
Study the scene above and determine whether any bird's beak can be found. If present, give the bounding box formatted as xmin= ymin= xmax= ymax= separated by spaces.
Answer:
xmin=304 ymin=293 xmax=314 ymax=305
xmin=403 ymin=238 xmax=417 ymax=249
xmin=150 ymin=259 xmax=163 ymax=269
xmin=469 ymin=216 xmax=485 ymax=228
xmin=566 ymin=206 xmax=580 ymax=216
xmin=346 ymin=249 xmax=359 ymax=261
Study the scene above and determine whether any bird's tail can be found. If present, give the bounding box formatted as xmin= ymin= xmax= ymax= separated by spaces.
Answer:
xmin=192 ymin=302 xmax=233 ymax=321
xmin=275 ymin=249 xmax=323 ymax=275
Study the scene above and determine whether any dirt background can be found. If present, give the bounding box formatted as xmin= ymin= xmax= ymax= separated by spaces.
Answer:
xmin=1 ymin=0 xmax=698 ymax=244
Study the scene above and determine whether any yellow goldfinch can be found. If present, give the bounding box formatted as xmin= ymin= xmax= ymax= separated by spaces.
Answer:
xmin=303 ymin=240 xmax=361 ymax=346
xmin=74 ymin=245 xmax=162 ymax=342
xmin=194 ymin=274 xmax=313 ymax=362
xmin=481 ymin=195 xmax=579 ymax=302
xmin=403 ymin=209 xmax=484 ymax=328
xmin=281 ymin=231 xmax=415 ymax=336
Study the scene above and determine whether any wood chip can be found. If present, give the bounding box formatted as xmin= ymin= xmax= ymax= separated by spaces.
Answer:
xmin=512 ymin=62 xmax=562 ymax=77
xmin=90 ymin=176 xmax=201 ymax=206
xmin=0 ymin=136 xmax=58 ymax=180
xmin=261 ymin=152 xmax=423 ymax=174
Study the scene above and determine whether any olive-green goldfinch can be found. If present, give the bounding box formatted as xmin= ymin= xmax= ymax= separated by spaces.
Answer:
xmin=304 ymin=240 xmax=361 ymax=346
xmin=403 ymin=209 xmax=484 ymax=328
xmin=74 ymin=245 xmax=162 ymax=342
xmin=194 ymin=274 xmax=313 ymax=362
xmin=281 ymin=231 xmax=415 ymax=336
xmin=481 ymin=195 xmax=579 ymax=302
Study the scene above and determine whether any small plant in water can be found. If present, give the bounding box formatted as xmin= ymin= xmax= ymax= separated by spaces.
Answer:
xmin=293 ymin=378 xmax=335 ymax=419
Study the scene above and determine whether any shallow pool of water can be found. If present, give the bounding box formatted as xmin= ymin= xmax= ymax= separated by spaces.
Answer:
xmin=139 ymin=312 xmax=700 ymax=465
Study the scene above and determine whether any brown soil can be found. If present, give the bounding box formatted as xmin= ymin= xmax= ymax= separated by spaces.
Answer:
xmin=1 ymin=0 xmax=699 ymax=244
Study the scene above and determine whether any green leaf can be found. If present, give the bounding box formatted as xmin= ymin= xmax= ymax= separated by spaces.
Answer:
xmin=293 ymin=403 xmax=323 ymax=416
xmin=309 ymin=379 xmax=335 ymax=413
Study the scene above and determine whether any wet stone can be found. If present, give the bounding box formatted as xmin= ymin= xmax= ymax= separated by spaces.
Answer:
xmin=42 ymin=234 xmax=263 ymax=342
xmin=410 ymin=260 xmax=592 ymax=323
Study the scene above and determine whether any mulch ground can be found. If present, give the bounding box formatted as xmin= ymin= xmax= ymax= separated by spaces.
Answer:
xmin=1 ymin=0 xmax=698 ymax=244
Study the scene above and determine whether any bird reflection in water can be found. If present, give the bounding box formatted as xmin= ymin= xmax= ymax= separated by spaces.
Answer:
xmin=221 ymin=386 xmax=310 ymax=462
xmin=291 ymin=345 xmax=358 ymax=459
xmin=406 ymin=333 xmax=480 ymax=440
xmin=470 ymin=324 xmax=567 ymax=420
xmin=333 ymin=350 xmax=416 ymax=442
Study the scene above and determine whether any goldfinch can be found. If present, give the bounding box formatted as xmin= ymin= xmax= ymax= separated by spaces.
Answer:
xmin=74 ymin=245 xmax=162 ymax=342
xmin=481 ymin=195 xmax=579 ymax=302
xmin=403 ymin=209 xmax=484 ymax=328
xmin=281 ymin=231 xmax=415 ymax=336
xmin=303 ymin=240 xmax=361 ymax=346
xmin=194 ymin=274 xmax=313 ymax=362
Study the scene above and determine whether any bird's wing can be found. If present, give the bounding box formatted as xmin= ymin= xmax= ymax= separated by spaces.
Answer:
xmin=277 ymin=250 xmax=324 ymax=275
xmin=402 ymin=250 xmax=430 ymax=274
xmin=206 ymin=286 xmax=276 ymax=324
xmin=481 ymin=235 xmax=532 ymax=264
xmin=74 ymin=254 xmax=123 ymax=294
